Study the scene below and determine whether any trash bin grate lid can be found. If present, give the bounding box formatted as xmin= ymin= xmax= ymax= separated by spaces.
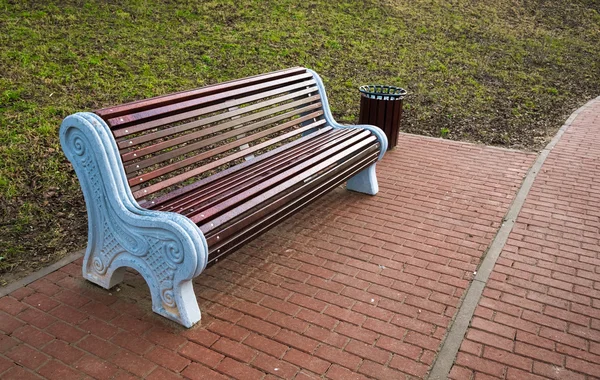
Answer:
xmin=359 ymin=85 xmax=407 ymax=100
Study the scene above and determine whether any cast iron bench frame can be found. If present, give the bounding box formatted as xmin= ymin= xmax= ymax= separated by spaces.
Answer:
xmin=60 ymin=67 xmax=387 ymax=327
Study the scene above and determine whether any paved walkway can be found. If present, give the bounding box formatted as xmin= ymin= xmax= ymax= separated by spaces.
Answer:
xmin=448 ymin=97 xmax=600 ymax=380
xmin=0 ymin=98 xmax=598 ymax=379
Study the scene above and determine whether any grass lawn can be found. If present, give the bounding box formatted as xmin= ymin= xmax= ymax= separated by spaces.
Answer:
xmin=1 ymin=0 xmax=599 ymax=284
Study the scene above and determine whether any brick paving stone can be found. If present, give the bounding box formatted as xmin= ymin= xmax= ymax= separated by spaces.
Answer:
xmin=344 ymin=339 xmax=390 ymax=364
xmin=76 ymin=335 xmax=120 ymax=359
xmin=179 ymin=341 xmax=225 ymax=368
xmin=110 ymin=313 xmax=153 ymax=334
xmin=146 ymin=367 xmax=183 ymax=380
xmin=29 ymin=279 xmax=61 ymax=297
xmin=0 ymin=296 xmax=28 ymax=315
xmin=145 ymin=327 xmax=188 ymax=350
xmin=304 ymin=324 xmax=349 ymax=350
xmin=74 ymin=354 xmax=119 ymax=379
xmin=110 ymin=330 xmax=155 ymax=355
xmin=52 ymin=289 xmax=91 ymax=308
xmin=283 ymin=348 xmax=331 ymax=374
xmin=326 ymin=364 xmax=371 ymax=380
xmin=207 ymin=320 xmax=250 ymax=342
xmin=0 ymin=334 xmax=19 ymax=353
xmin=37 ymin=359 xmax=83 ymax=380
xmin=449 ymin=365 xmax=474 ymax=380
xmin=181 ymin=328 xmax=220 ymax=347
xmin=236 ymin=314 xmax=281 ymax=336
xmin=0 ymin=311 xmax=25 ymax=334
xmin=2 ymin=366 xmax=43 ymax=379
xmin=23 ymin=293 xmax=60 ymax=312
xmin=274 ymin=329 xmax=319 ymax=353
xmin=389 ymin=353 xmax=430 ymax=377
xmin=46 ymin=321 xmax=86 ymax=343
xmin=6 ymin=344 xmax=49 ymax=370
xmin=0 ymin=355 xmax=13 ymax=373
xmin=243 ymin=333 xmax=289 ymax=358
xmin=215 ymin=357 xmax=264 ymax=380
xmin=17 ymin=307 xmax=56 ymax=329
xmin=358 ymin=360 xmax=410 ymax=380
xmin=41 ymin=339 xmax=85 ymax=364
xmin=145 ymin=346 xmax=190 ymax=372
xmin=314 ymin=344 xmax=361 ymax=371
xmin=212 ymin=337 xmax=257 ymax=363
xmin=110 ymin=349 xmax=156 ymax=377
xmin=10 ymin=287 xmax=35 ymax=301
xmin=251 ymin=352 xmax=299 ymax=379
xmin=77 ymin=317 xmax=119 ymax=339
xmin=11 ymin=325 xmax=53 ymax=348
xmin=532 ymin=361 xmax=585 ymax=380
xmin=78 ymin=301 xmax=119 ymax=322
xmin=181 ymin=362 xmax=228 ymax=380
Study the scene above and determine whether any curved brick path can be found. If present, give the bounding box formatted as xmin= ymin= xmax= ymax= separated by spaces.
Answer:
xmin=0 ymin=98 xmax=597 ymax=380
xmin=449 ymin=97 xmax=600 ymax=380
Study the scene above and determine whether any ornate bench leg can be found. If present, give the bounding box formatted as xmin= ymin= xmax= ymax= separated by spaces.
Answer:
xmin=82 ymin=228 xmax=202 ymax=327
xmin=346 ymin=163 xmax=379 ymax=195
xmin=60 ymin=113 xmax=207 ymax=328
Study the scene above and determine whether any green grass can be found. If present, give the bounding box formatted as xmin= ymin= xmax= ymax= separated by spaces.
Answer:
xmin=1 ymin=0 xmax=599 ymax=282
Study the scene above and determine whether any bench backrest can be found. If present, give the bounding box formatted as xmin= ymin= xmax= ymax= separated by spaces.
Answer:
xmin=94 ymin=67 xmax=326 ymax=202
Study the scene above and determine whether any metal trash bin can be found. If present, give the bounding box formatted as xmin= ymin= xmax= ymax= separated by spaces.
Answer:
xmin=359 ymin=85 xmax=407 ymax=150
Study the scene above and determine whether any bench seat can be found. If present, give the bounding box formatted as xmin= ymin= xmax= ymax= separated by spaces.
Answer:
xmin=60 ymin=67 xmax=387 ymax=327
xmin=147 ymin=126 xmax=380 ymax=264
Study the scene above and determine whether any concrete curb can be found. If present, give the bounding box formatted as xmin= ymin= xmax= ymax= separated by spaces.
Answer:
xmin=427 ymin=96 xmax=600 ymax=380
xmin=0 ymin=249 xmax=84 ymax=298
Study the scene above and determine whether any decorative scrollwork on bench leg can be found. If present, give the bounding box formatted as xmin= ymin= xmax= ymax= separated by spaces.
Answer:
xmin=60 ymin=113 xmax=207 ymax=327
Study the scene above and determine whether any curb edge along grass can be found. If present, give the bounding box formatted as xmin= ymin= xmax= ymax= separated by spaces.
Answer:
xmin=427 ymin=95 xmax=600 ymax=380
xmin=0 ymin=249 xmax=84 ymax=298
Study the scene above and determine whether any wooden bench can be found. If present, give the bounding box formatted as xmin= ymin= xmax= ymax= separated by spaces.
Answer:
xmin=60 ymin=67 xmax=387 ymax=327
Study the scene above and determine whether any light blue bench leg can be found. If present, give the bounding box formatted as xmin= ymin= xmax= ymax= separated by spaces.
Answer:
xmin=346 ymin=163 xmax=379 ymax=195
xmin=306 ymin=69 xmax=388 ymax=196
xmin=60 ymin=113 xmax=207 ymax=328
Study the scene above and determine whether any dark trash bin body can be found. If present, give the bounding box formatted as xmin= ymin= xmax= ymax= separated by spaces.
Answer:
xmin=358 ymin=85 xmax=406 ymax=150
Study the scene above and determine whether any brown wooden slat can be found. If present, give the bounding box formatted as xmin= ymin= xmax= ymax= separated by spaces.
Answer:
xmin=205 ymin=148 xmax=379 ymax=258
xmin=112 ymin=79 xmax=318 ymax=138
xmin=377 ymin=98 xmax=386 ymax=138
xmin=358 ymin=95 xmax=369 ymax=124
xmin=128 ymin=111 xmax=325 ymax=187
xmin=96 ymin=67 xmax=307 ymax=120
xmin=367 ymin=97 xmax=376 ymax=126
xmin=205 ymin=145 xmax=378 ymax=243
xmin=391 ymin=100 xmax=401 ymax=147
xmin=132 ymin=119 xmax=326 ymax=199
xmin=163 ymin=129 xmax=361 ymax=217
xmin=117 ymin=90 xmax=320 ymax=149
xmin=140 ymin=126 xmax=333 ymax=210
xmin=121 ymin=99 xmax=322 ymax=162
xmin=106 ymin=72 xmax=314 ymax=128
xmin=195 ymin=131 xmax=376 ymax=227
xmin=141 ymin=126 xmax=335 ymax=209
xmin=156 ymin=129 xmax=353 ymax=213
xmin=207 ymin=151 xmax=378 ymax=259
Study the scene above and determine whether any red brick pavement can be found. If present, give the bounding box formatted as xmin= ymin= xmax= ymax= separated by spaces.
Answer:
xmin=450 ymin=99 xmax=600 ymax=380
xmin=0 ymin=134 xmax=535 ymax=379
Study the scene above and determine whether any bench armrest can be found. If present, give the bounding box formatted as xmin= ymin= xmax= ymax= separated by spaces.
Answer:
xmin=307 ymin=69 xmax=388 ymax=158
xmin=60 ymin=112 xmax=208 ymax=327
